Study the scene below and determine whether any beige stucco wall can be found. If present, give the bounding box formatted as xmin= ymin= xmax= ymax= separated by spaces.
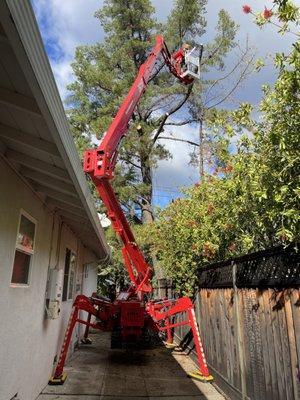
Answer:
xmin=0 ymin=158 xmax=99 ymax=400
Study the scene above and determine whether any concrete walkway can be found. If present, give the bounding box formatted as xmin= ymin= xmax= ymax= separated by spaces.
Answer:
xmin=38 ymin=332 xmax=224 ymax=400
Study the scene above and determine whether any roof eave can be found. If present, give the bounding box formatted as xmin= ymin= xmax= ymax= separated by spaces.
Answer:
xmin=4 ymin=0 xmax=110 ymax=259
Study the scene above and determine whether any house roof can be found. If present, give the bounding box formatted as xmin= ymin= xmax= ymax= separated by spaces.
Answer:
xmin=0 ymin=0 xmax=110 ymax=259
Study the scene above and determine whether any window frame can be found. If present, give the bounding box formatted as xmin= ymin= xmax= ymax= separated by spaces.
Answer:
xmin=62 ymin=247 xmax=77 ymax=302
xmin=10 ymin=210 xmax=37 ymax=287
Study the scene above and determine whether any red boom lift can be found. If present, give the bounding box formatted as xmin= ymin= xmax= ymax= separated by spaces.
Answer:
xmin=49 ymin=35 xmax=212 ymax=385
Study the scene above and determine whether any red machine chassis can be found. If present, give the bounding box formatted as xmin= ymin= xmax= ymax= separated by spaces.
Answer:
xmin=50 ymin=36 xmax=212 ymax=384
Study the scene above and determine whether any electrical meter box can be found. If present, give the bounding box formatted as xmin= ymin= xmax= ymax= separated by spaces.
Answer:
xmin=48 ymin=300 xmax=60 ymax=319
xmin=45 ymin=268 xmax=64 ymax=319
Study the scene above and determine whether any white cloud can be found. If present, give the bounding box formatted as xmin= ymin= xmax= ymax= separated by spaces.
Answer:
xmin=154 ymin=124 xmax=199 ymax=192
xmin=33 ymin=0 xmax=104 ymax=53
xmin=50 ymin=59 xmax=74 ymax=100
xmin=32 ymin=0 xmax=104 ymax=100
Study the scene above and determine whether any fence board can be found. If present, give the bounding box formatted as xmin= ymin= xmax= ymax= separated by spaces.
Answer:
xmin=252 ymin=290 xmax=266 ymax=399
xmin=224 ymin=289 xmax=234 ymax=384
xmin=208 ymin=291 xmax=216 ymax=367
xmin=233 ymin=289 xmax=244 ymax=394
xmin=257 ymin=290 xmax=272 ymax=399
xmin=218 ymin=290 xmax=227 ymax=379
xmin=201 ymin=291 xmax=211 ymax=364
xmin=291 ymin=289 xmax=300 ymax=399
xmin=285 ymin=291 xmax=300 ymax=400
xmin=242 ymin=289 xmax=256 ymax=399
xmin=271 ymin=290 xmax=288 ymax=400
xmin=228 ymin=289 xmax=239 ymax=388
xmin=211 ymin=291 xmax=220 ymax=371
xmin=262 ymin=289 xmax=280 ymax=400
xmin=278 ymin=291 xmax=294 ymax=400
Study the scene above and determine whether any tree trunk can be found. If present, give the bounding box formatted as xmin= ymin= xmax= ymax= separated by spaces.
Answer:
xmin=199 ymin=112 xmax=204 ymax=178
xmin=141 ymin=163 xmax=154 ymax=223
xmin=141 ymin=159 xmax=165 ymax=298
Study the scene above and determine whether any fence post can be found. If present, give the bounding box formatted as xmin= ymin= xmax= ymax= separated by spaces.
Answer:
xmin=233 ymin=261 xmax=247 ymax=399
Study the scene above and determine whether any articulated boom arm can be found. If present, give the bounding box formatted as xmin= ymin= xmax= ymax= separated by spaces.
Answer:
xmin=51 ymin=37 xmax=213 ymax=386
xmin=84 ymin=35 xmax=192 ymax=297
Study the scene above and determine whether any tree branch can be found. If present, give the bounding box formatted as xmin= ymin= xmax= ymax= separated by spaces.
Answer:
xmin=144 ymin=93 xmax=175 ymax=120
xmin=206 ymin=53 xmax=255 ymax=109
xmin=165 ymin=118 xmax=198 ymax=126
xmin=201 ymin=42 xmax=225 ymax=66
xmin=97 ymin=81 xmax=112 ymax=93
xmin=152 ymin=85 xmax=193 ymax=145
xmin=203 ymin=40 xmax=252 ymax=104
xmin=124 ymin=158 xmax=142 ymax=170
xmin=157 ymin=136 xmax=199 ymax=147
xmin=148 ymin=61 xmax=166 ymax=83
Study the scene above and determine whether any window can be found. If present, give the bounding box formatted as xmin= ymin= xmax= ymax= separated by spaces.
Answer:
xmin=62 ymin=248 xmax=76 ymax=301
xmin=11 ymin=212 xmax=36 ymax=285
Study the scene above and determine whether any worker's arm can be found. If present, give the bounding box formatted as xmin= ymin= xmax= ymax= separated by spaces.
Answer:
xmin=172 ymin=48 xmax=183 ymax=62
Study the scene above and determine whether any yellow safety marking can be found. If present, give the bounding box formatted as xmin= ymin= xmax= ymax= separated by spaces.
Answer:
xmin=187 ymin=371 xmax=214 ymax=382
xmin=48 ymin=373 xmax=67 ymax=385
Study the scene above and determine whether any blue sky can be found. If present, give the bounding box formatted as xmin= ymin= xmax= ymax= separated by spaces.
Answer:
xmin=31 ymin=0 xmax=298 ymax=207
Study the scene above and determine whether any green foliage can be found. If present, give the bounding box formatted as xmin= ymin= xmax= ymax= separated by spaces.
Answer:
xmin=97 ymin=226 xmax=130 ymax=296
xmin=146 ymin=40 xmax=300 ymax=296
xmin=205 ymin=9 xmax=238 ymax=69
xmin=250 ymin=0 xmax=299 ymax=36
xmin=276 ymin=0 xmax=299 ymax=23
xmin=165 ymin=0 xmax=207 ymax=48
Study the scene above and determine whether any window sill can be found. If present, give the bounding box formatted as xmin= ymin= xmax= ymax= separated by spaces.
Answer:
xmin=10 ymin=283 xmax=30 ymax=288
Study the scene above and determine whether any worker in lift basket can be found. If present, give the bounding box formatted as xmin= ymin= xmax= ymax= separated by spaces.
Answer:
xmin=172 ymin=43 xmax=190 ymax=74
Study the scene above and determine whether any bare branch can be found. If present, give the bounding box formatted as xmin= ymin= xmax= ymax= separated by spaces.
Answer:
xmin=144 ymin=93 xmax=175 ymax=120
xmin=97 ymin=81 xmax=112 ymax=93
xmin=201 ymin=42 xmax=225 ymax=66
xmin=206 ymin=53 xmax=255 ymax=109
xmin=203 ymin=40 xmax=253 ymax=105
xmin=148 ymin=61 xmax=166 ymax=83
xmin=204 ymin=58 xmax=244 ymax=102
xmin=165 ymin=118 xmax=198 ymax=126
xmin=152 ymin=85 xmax=193 ymax=145
xmin=124 ymin=158 xmax=142 ymax=170
xmin=158 ymin=136 xmax=199 ymax=147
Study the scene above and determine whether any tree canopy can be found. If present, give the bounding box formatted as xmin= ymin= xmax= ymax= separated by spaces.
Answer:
xmin=67 ymin=0 xmax=242 ymax=224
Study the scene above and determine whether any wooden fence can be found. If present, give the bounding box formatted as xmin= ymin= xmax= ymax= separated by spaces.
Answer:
xmin=173 ymin=245 xmax=300 ymax=400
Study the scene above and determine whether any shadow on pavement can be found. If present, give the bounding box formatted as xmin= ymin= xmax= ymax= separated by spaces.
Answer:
xmin=38 ymin=331 xmax=223 ymax=400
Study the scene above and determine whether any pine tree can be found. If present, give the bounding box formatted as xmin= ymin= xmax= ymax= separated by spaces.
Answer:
xmin=67 ymin=0 xmax=239 ymax=224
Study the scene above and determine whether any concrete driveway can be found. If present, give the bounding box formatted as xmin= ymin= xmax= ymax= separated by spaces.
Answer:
xmin=38 ymin=332 xmax=224 ymax=400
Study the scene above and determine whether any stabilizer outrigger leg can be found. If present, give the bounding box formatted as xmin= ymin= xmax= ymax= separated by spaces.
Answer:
xmin=186 ymin=306 xmax=213 ymax=382
xmin=147 ymin=297 xmax=213 ymax=382
xmin=164 ymin=316 xmax=177 ymax=348
xmin=48 ymin=305 xmax=78 ymax=385
xmin=49 ymin=295 xmax=101 ymax=385
xmin=81 ymin=312 xmax=93 ymax=344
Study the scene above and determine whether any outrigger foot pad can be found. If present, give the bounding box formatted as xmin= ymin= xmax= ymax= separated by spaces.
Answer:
xmin=187 ymin=371 xmax=214 ymax=382
xmin=48 ymin=373 xmax=67 ymax=385
xmin=81 ymin=337 xmax=92 ymax=344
